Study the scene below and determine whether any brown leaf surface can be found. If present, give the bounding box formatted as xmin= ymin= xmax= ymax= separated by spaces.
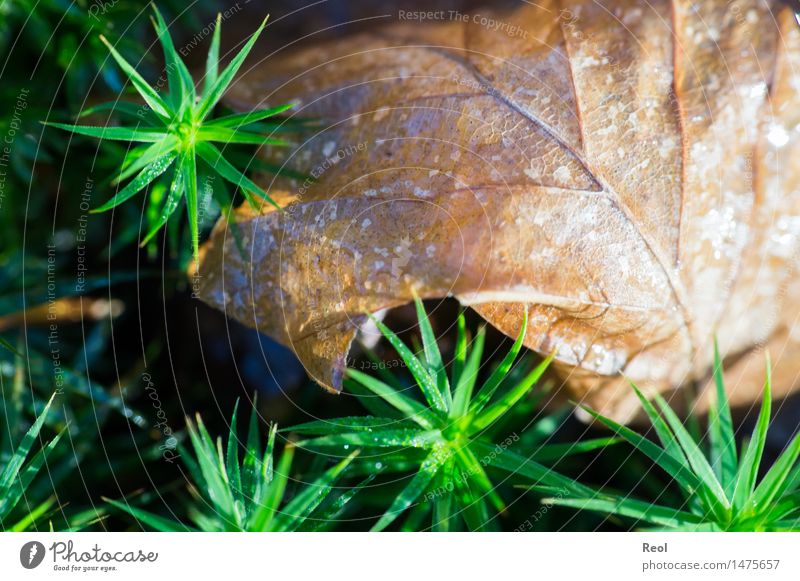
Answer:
xmin=195 ymin=0 xmax=800 ymax=421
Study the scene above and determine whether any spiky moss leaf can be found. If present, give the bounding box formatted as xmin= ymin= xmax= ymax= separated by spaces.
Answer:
xmin=46 ymin=6 xmax=297 ymax=259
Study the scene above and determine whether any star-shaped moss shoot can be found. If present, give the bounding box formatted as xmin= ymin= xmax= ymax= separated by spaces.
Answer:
xmin=46 ymin=5 xmax=296 ymax=258
xmin=290 ymin=298 xmax=615 ymax=531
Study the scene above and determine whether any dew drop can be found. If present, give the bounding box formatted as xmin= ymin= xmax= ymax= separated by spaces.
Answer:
xmin=767 ymin=125 xmax=790 ymax=148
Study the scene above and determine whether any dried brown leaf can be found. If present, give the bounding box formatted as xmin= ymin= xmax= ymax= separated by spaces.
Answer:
xmin=196 ymin=0 xmax=800 ymax=421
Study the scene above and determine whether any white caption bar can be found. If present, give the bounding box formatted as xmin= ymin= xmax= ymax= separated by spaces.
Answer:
xmin=1 ymin=532 xmax=798 ymax=580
